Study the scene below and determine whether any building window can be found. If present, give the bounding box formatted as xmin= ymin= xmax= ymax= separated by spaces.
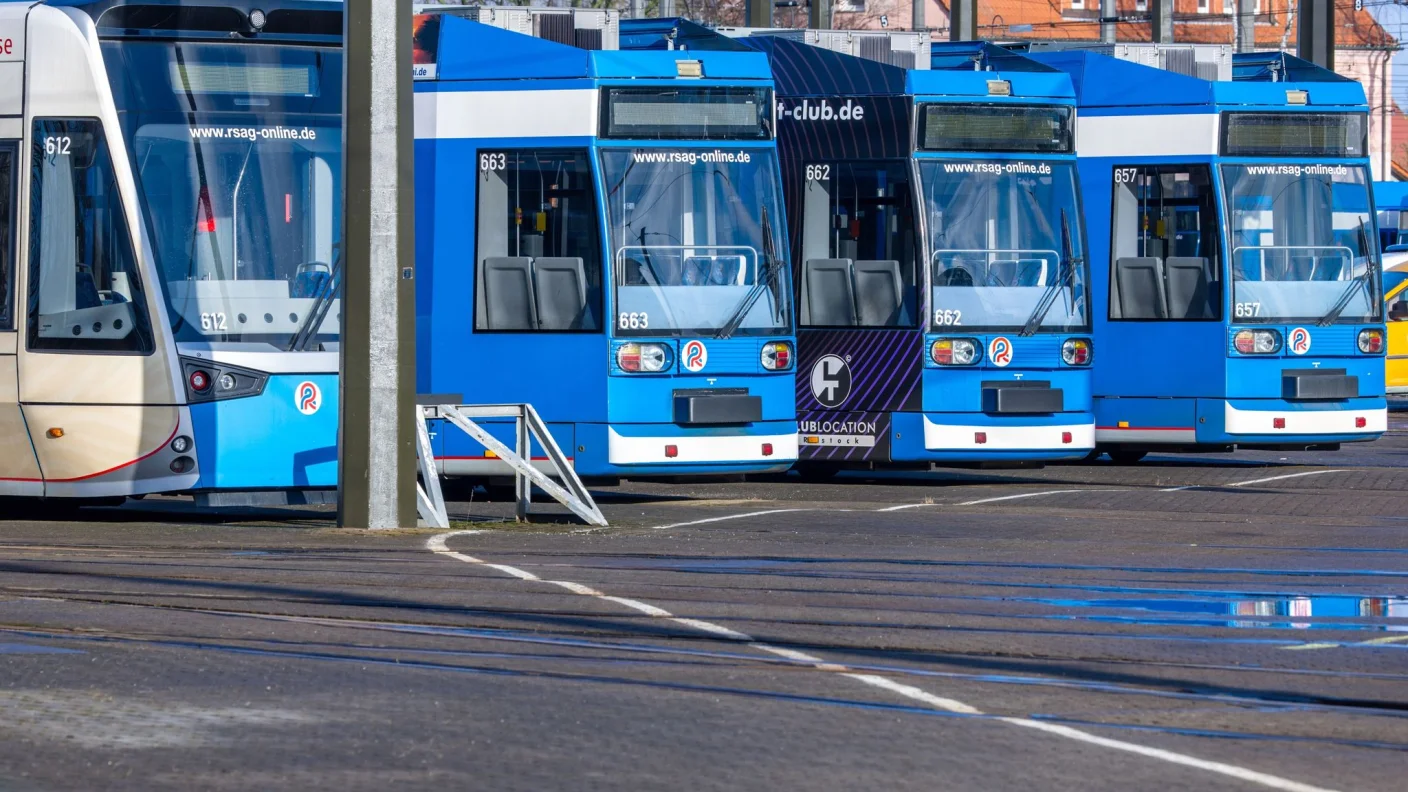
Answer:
xmin=1071 ymin=0 xmax=1084 ymax=10
xmin=1198 ymin=0 xmax=1210 ymax=13
xmin=1136 ymin=0 xmax=1147 ymax=11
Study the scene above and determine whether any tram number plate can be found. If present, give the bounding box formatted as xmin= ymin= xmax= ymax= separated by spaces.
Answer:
xmin=805 ymin=164 xmax=831 ymax=181
xmin=44 ymin=136 xmax=72 ymax=156
xmin=479 ymin=153 xmax=507 ymax=172
xmin=933 ymin=309 xmax=962 ymax=326
xmin=1113 ymin=167 xmax=1139 ymax=184
xmin=201 ymin=312 xmax=229 ymax=332
xmin=1234 ymin=302 xmax=1261 ymax=318
xmin=618 ymin=311 xmax=649 ymax=330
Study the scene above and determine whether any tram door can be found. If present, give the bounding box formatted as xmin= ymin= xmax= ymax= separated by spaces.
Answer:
xmin=0 ymin=137 xmax=42 ymax=494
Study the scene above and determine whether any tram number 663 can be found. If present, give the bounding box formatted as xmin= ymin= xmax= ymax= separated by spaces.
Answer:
xmin=44 ymin=136 xmax=72 ymax=156
xmin=479 ymin=153 xmax=507 ymax=172
xmin=618 ymin=311 xmax=649 ymax=330
xmin=1234 ymin=302 xmax=1262 ymax=318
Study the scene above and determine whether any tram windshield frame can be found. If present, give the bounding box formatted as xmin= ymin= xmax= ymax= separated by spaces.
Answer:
xmin=1221 ymin=161 xmax=1382 ymax=325
xmin=102 ymin=39 xmax=344 ymax=350
xmin=601 ymin=145 xmax=792 ymax=338
xmin=918 ymin=158 xmax=1090 ymax=333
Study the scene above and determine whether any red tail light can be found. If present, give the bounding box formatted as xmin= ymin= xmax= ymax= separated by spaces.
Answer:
xmin=975 ymin=432 xmax=987 ymax=445
xmin=1356 ymin=417 xmax=1367 ymax=428
xmin=1062 ymin=432 xmax=1073 ymax=444
xmin=762 ymin=443 xmax=774 ymax=457
xmin=1273 ymin=417 xmax=1286 ymax=429
xmin=189 ymin=370 xmax=211 ymax=392
xmin=665 ymin=444 xmax=679 ymax=458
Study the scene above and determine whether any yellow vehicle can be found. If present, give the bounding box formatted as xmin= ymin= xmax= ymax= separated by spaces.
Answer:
xmin=1384 ymin=254 xmax=1408 ymax=392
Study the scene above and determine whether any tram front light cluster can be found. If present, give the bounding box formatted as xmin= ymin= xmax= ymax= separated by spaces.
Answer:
xmin=189 ymin=369 xmax=212 ymax=393
xmin=761 ymin=341 xmax=792 ymax=371
xmin=931 ymin=338 xmax=979 ymax=366
xmin=1358 ymin=328 xmax=1385 ymax=354
xmin=1062 ymin=338 xmax=1093 ymax=366
xmin=617 ymin=342 xmax=672 ymax=373
xmin=180 ymin=357 xmax=269 ymax=403
xmin=1233 ymin=329 xmax=1282 ymax=355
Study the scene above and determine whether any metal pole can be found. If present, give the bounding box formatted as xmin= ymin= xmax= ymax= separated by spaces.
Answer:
xmin=746 ymin=0 xmax=772 ymax=28
xmin=1101 ymin=0 xmax=1116 ymax=44
xmin=659 ymin=0 xmax=676 ymax=18
xmin=1150 ymin=0 xmax=1173 ymax=44
xmin=629 ymin=0 xmax=643 ymax=19
xmin=1296 ymin=0 xmax=1333 ymax=71
xmin=912 ymin=0 xmax=924 ymax=33
xmin=948 ymin=0 xmax=975 ymax=42
xmin=1236 ymin=0 xmax=1256 ymax=52
xmin=809 ymin=0 xmax=830 ymax=30
xmin=339 ymin=0 xmax=418 ymax=530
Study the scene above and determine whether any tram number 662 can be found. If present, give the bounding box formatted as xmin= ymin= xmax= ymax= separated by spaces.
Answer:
xmin=479 ymin=153 xmax=507 ymax=172
xmin=805 ymin=164 xmax=831 ymax=182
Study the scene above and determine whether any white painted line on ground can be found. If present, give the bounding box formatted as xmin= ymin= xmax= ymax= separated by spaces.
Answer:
xmin=1282 ymin=634 xmax=1408 ymax=652
xmin=957 ymin=489 xmax=1126 ymax=506
xmin=427 ymin=529 xmax=1338 ymax=792
xmin=1227 ymin=470 xmax=1346 ymax=488
xmin=648 ymin=509 xmax=815 ymax=531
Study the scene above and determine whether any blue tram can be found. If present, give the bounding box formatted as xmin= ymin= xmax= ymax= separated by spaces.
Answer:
xmin=1032 ymin=47 xmax=1386 ymax=462
xmin=413 ymin=8 xmax=797 ymax=480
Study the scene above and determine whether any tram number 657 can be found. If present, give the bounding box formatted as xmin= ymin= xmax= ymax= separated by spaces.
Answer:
xmin=1113 ymin=167 xmax=1139 ymax=185
xmin=480 ymin=153 xmax=507 ymax=172
xmin=1234 ymin=302 xmax=1261 ymax=318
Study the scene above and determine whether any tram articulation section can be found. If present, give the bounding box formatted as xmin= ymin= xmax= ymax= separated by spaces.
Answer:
xmin=412 ymin=8 xmax=798 ymax=481
xmin=1031 ymin=45 xmax=1386 ymax=463
xmin=0 ymin=0 xmax=342 ymax=503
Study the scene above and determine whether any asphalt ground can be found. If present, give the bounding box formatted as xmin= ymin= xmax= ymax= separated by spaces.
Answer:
xmin=2 ymin=420 xmax=1408 ymax=789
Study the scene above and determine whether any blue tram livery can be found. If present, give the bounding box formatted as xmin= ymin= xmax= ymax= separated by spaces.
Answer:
xmin=1031 ymin=46 xmax=1386 ymax=462
xmin=413 ymin=8 xmax=798 ymax=480
xmin=678 ymin=29 xmax=1096 ymax=472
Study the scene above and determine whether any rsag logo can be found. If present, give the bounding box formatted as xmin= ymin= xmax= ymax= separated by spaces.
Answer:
xmin=295 ymin=381 xmax=322 ymax=415
xmin=683 ymin=340 xmax=708 ymax=372
xmin=1289 ymin=327 xmax=1312 ymax=355
xmin=988 ymin=337 xmax=1014 ymax=368
xmin=809 ymin=354 xmax=852 ymax=408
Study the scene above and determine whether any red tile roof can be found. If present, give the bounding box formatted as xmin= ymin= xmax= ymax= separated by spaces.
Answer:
xmin=973 ymin=0 xmax=1395 ymax=48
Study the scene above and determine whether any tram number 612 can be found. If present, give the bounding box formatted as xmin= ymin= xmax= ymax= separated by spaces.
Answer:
xmin=44 ymin=136 xmax=72 ymax=156
xmin=200 ymin=312 xmax=229 ymax=332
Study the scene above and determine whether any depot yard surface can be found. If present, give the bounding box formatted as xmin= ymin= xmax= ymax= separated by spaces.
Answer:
xmin=3 ymin=428 xmax=1408 ymax=790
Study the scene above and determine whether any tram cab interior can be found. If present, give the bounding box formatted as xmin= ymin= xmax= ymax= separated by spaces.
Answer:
xmin=414 ymin=7 xmax=798 ymax=481
xmin=1030 ymin=45 xmax=1387 ymax=459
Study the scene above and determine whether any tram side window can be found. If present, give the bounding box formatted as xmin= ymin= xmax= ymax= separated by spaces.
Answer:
xmin=28 ymin=120 xmax=154 ymax=353
xmin=799 ymin=161 xmax=919 ymax=327
xmin=0 ymin=144 xmax=13 ymax=331
xmin=474 ymin=150 xmax=602 ymax=332
xmin=1109 ymin=165 xmax=1222 ymax=321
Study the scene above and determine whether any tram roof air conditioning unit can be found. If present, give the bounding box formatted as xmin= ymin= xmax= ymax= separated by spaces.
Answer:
xmin=413 ymin=3 xmax=619 ymax=50
xmin=1108 ymin=43 xmax=1233 ymax=82
xmin=717 ymin=27 xmax=931 ymax=70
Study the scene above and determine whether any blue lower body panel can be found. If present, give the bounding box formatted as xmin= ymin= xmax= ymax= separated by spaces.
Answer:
xmin=1094 ymin=396 xmax=1386 ymax=447
xmin=189 ymin=374 xmax=340 ymax=491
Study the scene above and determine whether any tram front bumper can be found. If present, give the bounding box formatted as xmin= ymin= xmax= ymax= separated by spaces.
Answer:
xmin=1223 ymin=401 xmax=1387 ymax=437
xmin=607 ymin=426 xmax=798 ymax=466
xmin=922 ymin=416 xmax=1095 ymax=452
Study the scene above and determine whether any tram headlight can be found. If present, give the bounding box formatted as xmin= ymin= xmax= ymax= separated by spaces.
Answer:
xmin=170 ymin=435 xmax=193 ymax=454
xmin=1358 ymin=328 xmax=1385 ymax=354
xmin=1062 ymin=338 xmax=1093 ymax=366
xmin=761 ymin=341 xmax=792 ymax=371
xmin=189 ymin=369 xmax=212 ymax=392
xmin=1233 ymin=329 xmax=1282 ymax=355
xmin=931 ymin=338 xmax=978 ymax=366
xmin=617 ymin=342 xmax=672 ymax=373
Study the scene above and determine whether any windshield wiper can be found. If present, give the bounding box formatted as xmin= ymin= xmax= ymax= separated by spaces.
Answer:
xmin=287 ymin=242 xmax=342 ymax=352
xmin=716 ymin=206 xmax=783 ymax=340
xmin=1020 ymin=209 xmax=1080 ymax=337
xmin=1316 ymin=219 xmax=1374 ymax=327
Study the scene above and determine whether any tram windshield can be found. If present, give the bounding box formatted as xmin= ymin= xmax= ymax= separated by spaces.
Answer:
xmin=103 ymin=41 xmax=343 ymax=349
xmin=920 ymin=160 xmax=1088 ymax=332
xmin=1222 ymin=164 xmax=1381 ymax=324
xmin=602 ymin=148 xmax=791 ymax=337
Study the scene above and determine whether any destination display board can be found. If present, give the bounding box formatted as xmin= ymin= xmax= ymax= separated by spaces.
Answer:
xmin=1221 ymin=112 xmax=1367 ymax=159
xmin=918 ymin=104 xmax=1074 ymax=154
xmin=600 ymin=87 xmax=772 ymax=141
